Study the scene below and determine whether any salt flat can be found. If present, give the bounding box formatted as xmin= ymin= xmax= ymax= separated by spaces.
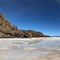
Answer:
xmin=0 ymin=37 xmax=60 ymax=60
xmin=0 ymin=37 xmax=60 ymax=41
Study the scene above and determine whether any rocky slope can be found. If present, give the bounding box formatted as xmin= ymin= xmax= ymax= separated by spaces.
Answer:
xmin=0 ymin=14 xmax=48 ymax=38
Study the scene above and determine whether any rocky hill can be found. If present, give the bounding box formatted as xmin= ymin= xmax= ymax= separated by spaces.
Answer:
xmin=0 ymin=14 xmax=49 ymax=38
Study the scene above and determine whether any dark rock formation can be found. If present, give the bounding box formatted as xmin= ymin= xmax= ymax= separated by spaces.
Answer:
xmin=0 ymin=14 xmax=49 ymax=38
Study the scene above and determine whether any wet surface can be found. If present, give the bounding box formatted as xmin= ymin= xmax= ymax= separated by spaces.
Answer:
xmin=0 ymin=40 xmax=60 ymax=60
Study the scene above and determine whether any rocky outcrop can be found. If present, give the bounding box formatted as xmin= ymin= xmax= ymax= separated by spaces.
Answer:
xmin=0 ymin=14 xmax=20 ymax=38
xmin=0 ymin=14 xmax=49 ymax=38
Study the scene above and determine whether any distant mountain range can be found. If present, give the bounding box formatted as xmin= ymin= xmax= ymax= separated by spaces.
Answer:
xmin=0 ymin=14 xmax=49 ymax=38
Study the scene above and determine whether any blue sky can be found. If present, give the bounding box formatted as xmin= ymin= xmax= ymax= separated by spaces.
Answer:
xmin=0 ymin=0 xmax=60 ymax=36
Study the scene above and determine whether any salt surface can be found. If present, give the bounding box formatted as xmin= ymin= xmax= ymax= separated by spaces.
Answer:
xmin=0 ymin=38 xmax=60 ymax=60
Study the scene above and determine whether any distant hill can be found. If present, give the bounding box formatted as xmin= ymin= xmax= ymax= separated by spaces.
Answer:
xmin=0 ymin=14 xmax=49 ymax=38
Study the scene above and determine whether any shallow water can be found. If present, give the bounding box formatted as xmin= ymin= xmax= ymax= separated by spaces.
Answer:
xmin=0 ymin=40 xmax=60 ymax=60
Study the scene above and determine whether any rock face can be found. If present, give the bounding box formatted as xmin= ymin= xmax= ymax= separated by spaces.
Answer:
xmin=0 ymin=14 xmax=48 ymax=38
xmin=0 ymin=14 xmax=19 ymax=38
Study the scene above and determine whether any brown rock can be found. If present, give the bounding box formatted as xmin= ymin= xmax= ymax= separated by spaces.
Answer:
xmin=0 ymin=14 xmax=49 ymax=38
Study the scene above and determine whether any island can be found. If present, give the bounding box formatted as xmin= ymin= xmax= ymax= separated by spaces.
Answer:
xmin=0 ymin=14 xmax=49 ymax=38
